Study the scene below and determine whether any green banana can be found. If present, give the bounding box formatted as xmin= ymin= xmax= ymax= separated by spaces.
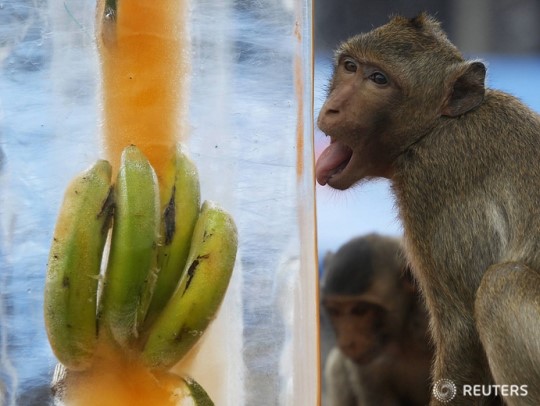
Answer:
xmin=152 ymin=370 xmax=215 ymax=406
xmin=178 ymin=375 xmax=215 ymax=406
xmin=140 ymin=201 xmax=238 ymax=369
xmin=44 ymin=160 xmax=114 ymax=371
xmin=98 ymin=145 xmax=160 ymax=348
xmin=144 ymin=147 xmax=201 ymax=327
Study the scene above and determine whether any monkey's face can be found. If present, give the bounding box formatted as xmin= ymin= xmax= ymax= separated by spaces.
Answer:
xmin=316 ymin=55 xmax=401 ymax=189
xmin=323 ymin=295 xmax=390 ymax=364
xmin=316 ymin=15 xmax=475 ymax=190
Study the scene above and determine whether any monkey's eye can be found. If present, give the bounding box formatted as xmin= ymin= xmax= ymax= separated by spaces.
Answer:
xmin=326 ymin=307 xmax=341 ymax=317
xmin=369 ymin=72 xmax=388 ymax=85
xmin=351 ymin=303 xmax=370 ymax=316
xmin=343 ymin=59 xmax=358 ymax=73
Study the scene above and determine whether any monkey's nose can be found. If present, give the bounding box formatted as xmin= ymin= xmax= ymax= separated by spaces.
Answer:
xmin=321 ymin=105 xmax=340 ymax=116
xmin=317 ymin=107 xmax=340 ymax=131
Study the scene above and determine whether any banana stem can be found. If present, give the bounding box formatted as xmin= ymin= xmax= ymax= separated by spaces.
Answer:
xmin=104 ymin=0 xmax=117 ymax=17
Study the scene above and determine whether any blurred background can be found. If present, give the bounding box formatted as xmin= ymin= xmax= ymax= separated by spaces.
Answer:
xmin=315 ymin=0 xmax=540 ymax=54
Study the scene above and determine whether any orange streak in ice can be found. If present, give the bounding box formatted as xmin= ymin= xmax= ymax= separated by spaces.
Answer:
xmin=60 ymin=341 xmax=180 ymax=406
xmin=97 ymin=0 xmax=189 ymax=184
xmin=294 ymin=20 xmax=304 ymax=179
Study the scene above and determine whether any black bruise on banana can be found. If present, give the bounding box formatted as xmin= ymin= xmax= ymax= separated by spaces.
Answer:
xmin=163 ymin=186 xmax=176 ymax=245
xmin=98 ymin=187 xmax=115 ymax=235
xmin=174 ymin=326 xmax=191 ymax=343
xmin=202 ymin=231 xmax=212 ymax=243
xmin=183 ymin=254 xmax=210 ymax=295
xmin=183 ymin=260 xmax=199 ymax=295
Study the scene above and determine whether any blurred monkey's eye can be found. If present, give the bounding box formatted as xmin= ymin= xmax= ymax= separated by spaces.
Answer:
xmin=369 ymin=72 xmax=388 ymax=85
xmin=351 ymin=304 xmax=369 ymax=316
xmin=326 ymin=307 xmax=341 ymax=317
xmin=343 ymin=59 xmax=358 ymax=73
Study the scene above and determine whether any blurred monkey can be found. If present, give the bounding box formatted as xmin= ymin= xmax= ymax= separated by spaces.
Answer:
xmin=321 ymin=234 xmax=432 ymax=405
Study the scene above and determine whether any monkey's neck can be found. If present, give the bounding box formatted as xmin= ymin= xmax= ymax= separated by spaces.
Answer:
xmin=391 ymin=119 xmax=439 ymax=170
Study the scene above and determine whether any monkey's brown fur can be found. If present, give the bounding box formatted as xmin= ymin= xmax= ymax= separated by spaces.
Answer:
xmin=317 ymin=13 xmax=540 ymax=406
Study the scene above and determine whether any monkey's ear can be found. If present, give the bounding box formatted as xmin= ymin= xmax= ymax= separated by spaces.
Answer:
xmin=442 ymin=61 xmax=486 ymax=117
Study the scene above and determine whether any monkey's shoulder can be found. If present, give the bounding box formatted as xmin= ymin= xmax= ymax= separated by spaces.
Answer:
xmin=394 ymin=88 xmax=540 ymax=209
xmin=416 ymin=89 xmax=540 ymax=160
xmin=481 ymin=89 xmax=540 ymax=122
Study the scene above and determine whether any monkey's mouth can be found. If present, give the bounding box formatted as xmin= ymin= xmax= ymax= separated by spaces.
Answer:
xmin=315 ymin=140 xmax=353 ymax=187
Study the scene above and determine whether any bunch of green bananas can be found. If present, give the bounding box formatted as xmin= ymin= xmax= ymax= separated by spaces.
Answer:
xmin=44 ymin=145 xmax=238 ymax=404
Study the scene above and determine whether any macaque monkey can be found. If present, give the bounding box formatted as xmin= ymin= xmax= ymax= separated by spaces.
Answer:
xmin=316 ymin=13 xmax=540 ymax=406
xmin=321 ymin=234 xmax=432 ymax=405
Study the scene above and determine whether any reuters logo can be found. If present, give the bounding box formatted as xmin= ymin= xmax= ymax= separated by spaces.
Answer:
xmin=433 ymin=379 xmax=457 ymax=403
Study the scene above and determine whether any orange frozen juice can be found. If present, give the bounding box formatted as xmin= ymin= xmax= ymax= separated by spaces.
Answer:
xmin=96 ymin=0 xmax=190 ymax=190
xmin=60 ymin=340 xmax=181 ymax=406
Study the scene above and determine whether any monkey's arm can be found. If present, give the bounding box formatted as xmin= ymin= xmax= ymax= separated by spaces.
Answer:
xmin=324 ymin=347 xmax=359 ymax=406
xmin=475 ymin=262 xmax=540 ymax=405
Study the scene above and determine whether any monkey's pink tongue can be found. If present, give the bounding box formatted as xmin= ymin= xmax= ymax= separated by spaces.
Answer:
xmin=315 ymin=142 xmax=353 ymax=185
